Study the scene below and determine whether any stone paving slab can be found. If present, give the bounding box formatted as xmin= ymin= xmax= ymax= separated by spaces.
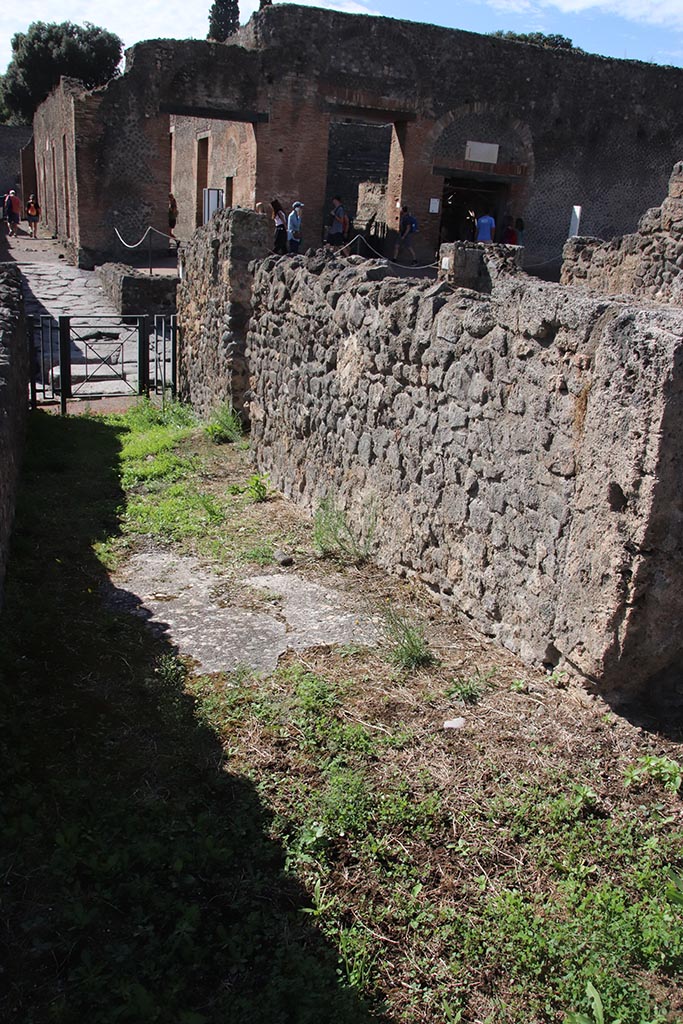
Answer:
xmin=107 ymin=550 xmax=380 ymax=675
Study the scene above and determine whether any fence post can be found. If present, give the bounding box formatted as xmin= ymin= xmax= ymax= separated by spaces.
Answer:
xmin=26 ymin=315 xmax=37 ymax=410
xmin=137 ymin=316 xmax=150 ymax=396
xmin=58 ymin=315 xmax=72 ymax=416
xmin=171 ymin=316 xmax=177 ymax=397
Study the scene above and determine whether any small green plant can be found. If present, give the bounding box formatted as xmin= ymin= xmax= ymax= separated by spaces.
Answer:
xmin=548 ymin=667 xmax=569 ymax=688
xmin=447 ymin=669 xmax=494 ymax=705
xmin=312 ymin=495 xmax=375 ymax=564
xmin=382 ymin=604 xmax=435 ymax=670
xmin=624 ymin=755 xmax=682 ymax=793
xmin=204 ymin=402 xmax=243 ymax=444
xmin=565 ymin=981 xmax=604 ymax=1024
xmin=510 ymin=678 xmax=528 ymax=693
xmin=246 ymin=473 xmax=270 ymax=502
xmin=243 ymin=542 xmax=274 ymax=565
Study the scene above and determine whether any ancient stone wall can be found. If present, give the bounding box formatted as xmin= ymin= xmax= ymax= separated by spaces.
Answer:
xmin=32 ymin=80 xmax=83 ymax=264
xmin=96 ymin=263 xmax=178 ymax=317
xmin=561 ymin=162 xmax=683 ymax=305
xmin=32 ymin=6 xmax=683 ymax=269
xmin=0 ymin=264 xmax=28 ymax=609
xmin=0 ymin=125 xmax=33 ymax=195
xmin=176 ymin=208 xmax=270 ymax=419
xmin=245 ymin=246 xmax=683 ymax=700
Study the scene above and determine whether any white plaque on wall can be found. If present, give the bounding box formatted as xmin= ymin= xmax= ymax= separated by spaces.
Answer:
xmin=429 ymin=197 xmax=440 ymax=214
xmin=465 ymin=141 xmax=499 ymax=164
xmin=569 ymin=205 xmax=582 ymax=237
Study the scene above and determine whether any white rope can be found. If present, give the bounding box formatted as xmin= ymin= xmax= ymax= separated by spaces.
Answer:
xmin=337 ymin=233 xmax=439 ymax=270
xmin=114 ymin=225 xmax=173 ymax=249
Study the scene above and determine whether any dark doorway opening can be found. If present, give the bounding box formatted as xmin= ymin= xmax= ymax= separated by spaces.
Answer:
xmin=195 ymin=137 xmax=209 ymax=228
xmin=440 ymin=177 xmax=510 ymax=243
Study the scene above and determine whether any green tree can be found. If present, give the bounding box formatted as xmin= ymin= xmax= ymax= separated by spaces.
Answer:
xmin=1 ymin=21 xmax=122 ymax=124
xmin=208 ymin=0 xmax=240 ymax=41
xmin=490 ymin=30 xmax=579 ymax=51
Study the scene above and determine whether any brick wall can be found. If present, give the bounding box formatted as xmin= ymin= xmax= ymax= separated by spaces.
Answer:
xmin=31 ymin=5 xmax=683 ymax=270
xmin=0 ymin=264 xmax=28 ymax=609
xmin=0 ymin=125 xmax=33 ymax=196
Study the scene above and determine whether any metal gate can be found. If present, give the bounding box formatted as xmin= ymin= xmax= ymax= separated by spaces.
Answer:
xmin=28 ymin=314 xmax=177 ymax=413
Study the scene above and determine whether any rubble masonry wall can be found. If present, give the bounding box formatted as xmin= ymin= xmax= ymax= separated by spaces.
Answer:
xmin=561 ymin=161 xmax=683 ymax=306
xmin=244 ymin=249 xmax=683 ymax=700
xmin=0 ymin=264 xmax=28 ymax=609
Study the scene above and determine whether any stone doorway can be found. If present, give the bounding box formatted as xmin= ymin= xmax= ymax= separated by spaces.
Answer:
xmin=439 ymin=176 xmax=511 ymax=243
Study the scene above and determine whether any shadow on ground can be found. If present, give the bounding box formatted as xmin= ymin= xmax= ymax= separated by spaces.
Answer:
xmin=0 ymin=411 xmax=384 ymax=1024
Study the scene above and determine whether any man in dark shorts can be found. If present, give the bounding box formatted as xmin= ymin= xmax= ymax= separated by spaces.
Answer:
xmin=5 ymin=190 xmax=21 ymax=236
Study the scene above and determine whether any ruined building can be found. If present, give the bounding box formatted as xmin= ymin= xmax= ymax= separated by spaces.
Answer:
xmin=31 ymin=4 xmax=683 ymax=270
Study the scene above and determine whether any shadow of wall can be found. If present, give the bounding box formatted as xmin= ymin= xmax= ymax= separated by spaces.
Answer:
xmin=0 ymin=410 xmax=382 ymax=1023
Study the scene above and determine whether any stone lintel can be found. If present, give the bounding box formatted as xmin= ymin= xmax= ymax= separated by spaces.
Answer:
xmin=160 ymin=103 xmax=269 ymax=123
xmin=323 ymin=101 xmax=417 ymax=123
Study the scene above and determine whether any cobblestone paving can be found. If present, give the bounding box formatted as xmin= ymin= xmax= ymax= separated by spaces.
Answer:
xmin=4 ymin=235 xmax=141 ymax=398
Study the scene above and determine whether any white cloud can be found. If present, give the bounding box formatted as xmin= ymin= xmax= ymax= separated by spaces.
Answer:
xmin=1 ymin=0 xmax=381 ymax=72
xmin=487 ymin=0 xmax=683 ymax=31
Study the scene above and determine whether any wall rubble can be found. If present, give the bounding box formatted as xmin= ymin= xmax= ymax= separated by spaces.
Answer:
xmin=0 ymin=264 xmax=28 ymax=609
xmin=176 ymin=208 xmax=270 ymax=419
xmin=561 ymin=161 xmax=683 ymax=305
xmin=244 ymin=246 xmax=683 ymax=700
xmin=96 ymin=263 xmax=178 ymax=317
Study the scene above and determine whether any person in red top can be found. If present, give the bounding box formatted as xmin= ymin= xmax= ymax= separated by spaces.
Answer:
xmin=5 ymin=190 xmax=22 ymax=236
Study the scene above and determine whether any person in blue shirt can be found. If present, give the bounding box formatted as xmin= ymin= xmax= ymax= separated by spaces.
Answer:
xmin=393 ymin=204 xmax=417 ymax=263
xmin=476 ymin=209 xmax=496 ymax=243
xmin=287 ymin=201 xmax=304 ymax=254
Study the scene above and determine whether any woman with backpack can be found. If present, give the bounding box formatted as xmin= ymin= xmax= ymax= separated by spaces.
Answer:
xmin=25 ymin=194 xmax=41 ymax=239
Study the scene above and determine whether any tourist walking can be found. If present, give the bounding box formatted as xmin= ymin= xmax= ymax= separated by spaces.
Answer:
xmin=271 ymin=198 xmax=287 ymax=254
xmin=501 ymin=215 xmax=518 ymax=245
xmin=287 ymin=201 xmax=304 ymax=254
xmin=168 ymin=193 xmax=178 ymax=240
xmin=25 ymin=194 xmax=41 ymax=239
xmin=326 ymin=196 xmax=345 ymax=247
xmin=393 ymin=204 xmax=418 ymax=263
xmin=5 ymin=190 xmax=21 ymax=236
xmin=475 ymin=209 xmax=496 ymax=243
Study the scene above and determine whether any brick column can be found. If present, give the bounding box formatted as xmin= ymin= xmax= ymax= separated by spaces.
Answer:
xmin=254 ymin=97 xmax=331 ymax=249
xmin=386 ymin=120 xmax=441 ymax=263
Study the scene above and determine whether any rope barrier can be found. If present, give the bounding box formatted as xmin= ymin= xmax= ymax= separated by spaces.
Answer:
xmin=114 ymin=225 xmax=174 ymax=249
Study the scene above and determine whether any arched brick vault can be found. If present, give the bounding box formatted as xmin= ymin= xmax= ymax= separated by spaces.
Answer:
xmin=31 ymin=3 xmax=683 ymax=267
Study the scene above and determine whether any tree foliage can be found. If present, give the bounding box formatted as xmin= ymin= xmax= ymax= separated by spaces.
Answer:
xmin=1 ymin=21 xmax=123 ymax=124
xmin=491 ymin=30 xmax=579 ymax=51
xmin=208 ymin=0 xmax=240 ymax=42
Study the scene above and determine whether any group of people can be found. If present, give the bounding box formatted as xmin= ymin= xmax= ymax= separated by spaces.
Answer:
xmin=475 ymin=210 xmax=525 ymax=245
xmin=2 ymin=190 xmax=41 ymax=238
xmin=270 ymin=195 xmax=350 ymax=255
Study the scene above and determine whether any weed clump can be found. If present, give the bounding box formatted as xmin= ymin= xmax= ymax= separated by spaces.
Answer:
xmin=204 ymin=401 xmax=243 ymax=444
xmin=313 ymin=495 xmax=375 ymax=564
xmin=381 ymin=605 xmax=435 ymax=670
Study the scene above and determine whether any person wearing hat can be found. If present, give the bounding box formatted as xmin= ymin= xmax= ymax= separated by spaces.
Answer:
xmin=287 ymin=201 xmax=304 ymax=254
xmin=5 ymin=190 xmax=22 ymax=236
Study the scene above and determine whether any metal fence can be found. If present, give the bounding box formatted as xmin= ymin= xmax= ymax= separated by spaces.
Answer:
xmin=28 ymin=314 xmax=177 ymax=413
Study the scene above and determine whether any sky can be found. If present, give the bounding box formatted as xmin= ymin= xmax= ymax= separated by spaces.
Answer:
xmin=2 ymin=0 xmax=683 ymax=75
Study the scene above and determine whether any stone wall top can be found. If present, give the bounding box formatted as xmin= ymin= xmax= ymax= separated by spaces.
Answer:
xmin=561 ymin=161 xmax=683 ymax=304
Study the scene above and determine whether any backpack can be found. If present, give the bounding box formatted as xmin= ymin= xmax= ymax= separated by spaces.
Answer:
xmin=342 ymin=213 xmax=350 ymax=237
xmin=27 ymin=201 xmax=37 ymax=216
xmin=409 ymin=215 xmax=418 ymax=233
